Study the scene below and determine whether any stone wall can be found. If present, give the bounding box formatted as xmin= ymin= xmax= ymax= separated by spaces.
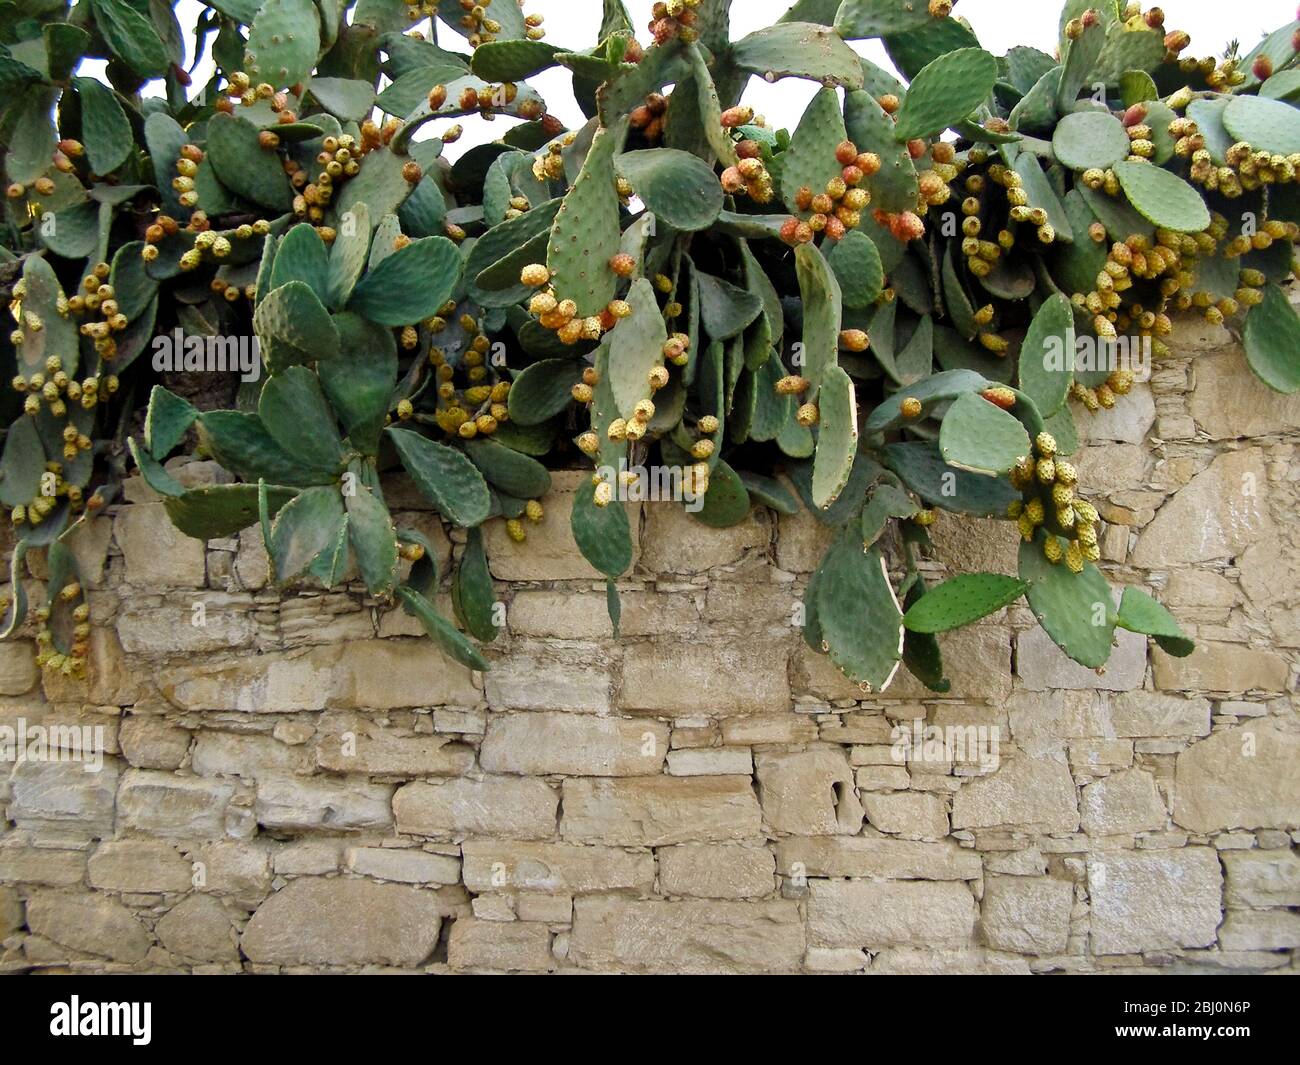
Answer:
xmin=1 ymin=317 xmax=1298 ymax=974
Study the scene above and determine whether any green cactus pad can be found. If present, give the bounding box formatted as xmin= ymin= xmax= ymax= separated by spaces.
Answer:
xmin=547 ymin=123 xmax=622 ymax=316
xmin=843 ymin=89 xmax=919 ymax=214
xmin=884 ymin=15 xmax=980 ymax=80
xmin=1017 ymin=293 xmax=1075 ymax=417
xmin=317 ymin=314 xmax=396 ymax=455
xmin=1260 ymin=69 xmax=1300 ymax=102
xmin=507 ymin=358 xmax=583 ymax=425
xmin=882 ymin=441 xmax=1018 ymax=517
xmin=1089 ymin=26 xmax=1165 ymax=86
xmin=811 ymin=365 xmax=858 ymax=510
xmin=738 ymin=471 xmax=799 ymax=514
xmin=324 ymin=203 xmax=371 ymax=309
xmin=730 ymin=22 xmax=863 ymax=87
xmin=1051 ymin=110 xmax=1130 ymax=172
xmin=269 ymin=223 xmax=330 ymax=303
xmin=257 ymin=367 xmax=346 ymax=473
xmin=782 ymin=88 xmax=849 ymax=215
xmin=571 ymin=477 xmax=632 ymax=578
xmin=1008 ymin=66 xmax=1062 ymax=133
xmin=815 ymin=531 xmax=904 ymax=691
xmin=307 ymin=77 xmax=377 ymax=122
xmin=1112 ymin=160 xmax=1210 ymax=234
xmin=244 ymin=0 xmax=320 ymax=88
xmin=464 ymin=437 xmax=551 ymax=500
xmin=1240 ymin=18 xmax=1300 ymax=90
xmin=864 ymin=368 xmax=988 ymax=434
xmin=387 ymin=427 xmax=492 ymax=528
xmin=607 ymin=277 xmax=667 ymax=420
xmin=828 ymin=230 xmax=884 ymax=309
xmin=397 ymin=585 xmax=490 ymax=672
xmin=894 ymin=48 xmax=998 ymax=143
xmin=332 ymin=148 xmax=417 ymax=231
xmin=696 ymin=272 xmax=763 ymax=341
xmin=436 ymin=0 xmax=526 ymax=41
xmin=1242 ymin=282 xmax=1300 ymax=394
xmin=860 ymin=482 xmax=918 ymax=546
xmin=903 ymin=572 xmax=1028 ymax=633
xmin=939 ymin=392 xmax=1032 ymax=476
xmin=1223 ymin=94 xmax=1300 ymax=157
xmin=452 ymin=526 xmax=499 ymax=642
xmin=0 ymin=417 xmax=45 ymax=508
xmin=615 ymin=148 xmax=724 ymax=233
xmin=88 ymin=0 xmax=170 ymax=78
xmin=342 ymin=481 xmax=396 ymax=597
xmin=197 ymin=411 xmax=335 ymax=486
xmin=794 ymin=242 xmax=843 ymax=403
xmin=164 ymin=483 xmax=297 ymax=540
xmin=12 ymin=256 xmax=79 ymax=380
xmin=72 ymin=77 xmax=131 ymax=175
xmin=1056 ymin=19 xmax=1105 ymax=111
xmin=1115 ymin=585 xmax=1194 ymax=657
xmin=1019 ymin=535 xmax=1116 ymax=669
xmin=254 ymin=281 xmax=339 ymax=368
xmin=1119 ymin=70 xmax=1158 ymax=106
xmin=1049 ymin=189 xmax=1110 ymax=294
xmin=835 ymin=0 xmax=942 ymax=38
xmin=144 ymin=386 xmax=198 ymax=458
xmin=1077 ymin=183 xmax=1154 ymax=242
xmin=348 ymin=236 xmax=462 ymax=327
xmin=901 ymin=578 xmax=951 ymax=692
xmin=1186 ymin=97 xmax=1233 ymax=166
xmin=693 ymin=459 xmax=752 ymax=529
xmin=267 ymin=485 xmax=347 ymax=583
xmin=205 ymin=113 xmax=293 ymax=212
xmin=470 ymin=39 xmax=563 ymax=81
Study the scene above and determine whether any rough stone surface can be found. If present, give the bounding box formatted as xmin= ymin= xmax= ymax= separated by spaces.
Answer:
xmin=4 ymin=336 xmax=1298 ymax=973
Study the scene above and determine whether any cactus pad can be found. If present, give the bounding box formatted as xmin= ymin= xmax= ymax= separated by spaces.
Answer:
xmin=903 ymin=572 xmax=1028 ymax=633
xmin=939 ymin=392 xmax=1032 ymax=476
xmin=1112 ymin=161 xmax=1210 ymax=234
xmin=781 ymin=88 xmax=849 ymax=215
xmin=814 ymin=531 xmax=903 ymax=692
xmin=387 ymin=427 xmax=492 ymax=528
xmin=1115 ymin=585 xmax=1194 ymax=658
xmin=206 ymin=113 xmax=294 ymax=212
xmin=348 ymin=236 xmax=463 ymax=327
xmin=894 ymin=48 xmax=998 ymax=143
xmin=607 ymin=278 xmax=667 ymax=420
xmin=1223 ymin=94 xmax=1300 ymax=157
xmin=811 ymin=365 xmax=858 ymax=510
xmin=730 ymin=22 xmax=864 ymax=88
xmin=547 ymin=123 xmax=622 ymax=316
xmin=345 ymin=482 xmax=398 ymax=597
xmin=244 ymin=0 xmax=320 ymax=89
xmin=1019 ymin=535 xmax=1116 ymax=669
xmin=883 ymin=441 xmax=1020 ymax=517
xmin=1242 ymin=283 xmax=1300 ymax=394
xmin=1017 ymin=293 xmax=1075 ymax=417
xmin=615 ymin=148 xmax=724 ymax=232
xmin=1051 ymin=110 xmax=1130 ymax=172
xmin=794 ymin=242 xmax=843 ymax=403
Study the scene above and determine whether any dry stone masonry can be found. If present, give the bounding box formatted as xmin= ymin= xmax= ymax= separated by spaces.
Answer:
xmin=1 ymin=318 xmax=1297 ymax=974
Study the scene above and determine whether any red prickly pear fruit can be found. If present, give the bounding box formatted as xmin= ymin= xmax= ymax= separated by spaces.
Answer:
xmin=981 ymin=387 xmax=1016 ymax=410
xmin=1080 ymin=8 xmax=1100 ymax=28
xmin=1254 ymin=56 xmax=1274 ymax=81
xmin=1122 ymin=104 xmax=1147 ymax=127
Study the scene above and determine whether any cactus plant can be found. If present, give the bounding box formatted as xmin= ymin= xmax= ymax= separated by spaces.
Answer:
xmin=7 ymin=0 xmax=1287 ymax=688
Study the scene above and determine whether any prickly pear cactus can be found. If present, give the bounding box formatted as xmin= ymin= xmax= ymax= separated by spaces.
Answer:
xmin=21 ymin=0 xmax=1300 ymax=689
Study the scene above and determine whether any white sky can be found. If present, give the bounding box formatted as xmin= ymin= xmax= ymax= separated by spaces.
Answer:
xmin=156 ymin=0 xmax=1287 ymax=157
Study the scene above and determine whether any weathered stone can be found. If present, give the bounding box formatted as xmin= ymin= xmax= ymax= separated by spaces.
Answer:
xmin=570 ymin=897 xmax=804 ymax=973
xmin=331 ymin=639 xmax=480 ymax=708
xmin=0 ymin=843 xmax=87 ymax=886
xmin=0 ymin=884 xmax=22 ymax=937
xmin=393 ymin=777 xmax=558 ymax=840
xmin=775 ymin=510 xmax=835 ymax=573
xmin=161 ymin=649 xmax=333 ymax=713
xmin=1188 ymin=350 xmax=1300 ymax=439
xmin=117 ymin=602 xmax=257 ymax=654
xmin=1016 ymin=625 xmax=1147 ymax=692
xmin=721 ymin=713 xmax=818 ymax=746
xmin=254 ymin=774 xmax=393 ymax=833
xmin=754 ymin=749 xmax=863 ymax=835
xmin=272 ymin=840 xmax=342 ymax=877
xmin=620 ymin=641 xmax=791 ymax=716
xmin=775 ymin=837 xmax=981 ymax=881
xmin=1152 ymin=641 xmax=1290 ymax=694
xmin=657 ymin=843 xmax=775 ymax=899
xmin=929 ymin=516 xmax=1019 ymax=577
xmin=119 ymin=716 xmax=192 ymax=770
xmin=9 ymin=759 xmax=119 ymax=837
xmin=1080 ymin=383 xmax=1156 ymax=443
xmin=241 ymin=878 xmax=443 ymax=967
xmin=460 ymin=841 xmax=655 ymax=894
xmin=115 ymin=503 xmax=207 ymax=587
xmin=155 ymin=893 xmax=240 ymax=962
xmin=1129 ymin=449 xmax=1270 ymax=568
xmin=1081 ymin=768 xmax=1167 ymax=835
xmin=483 ymin=470 xmax=640 ymax=580
xmin=862 ymin=791 xmax=949 ymax=840
xmin=951 ymin=755 xmax=1080 ymax=834
xmin=479 ymin=712 xmax=668 ymax=776
xmin=665 ymin=747 xmax=753 ymax=776
xmin=115 ymin=769 xmax=235 ymax=839
xmin=484 ymin=642 xmax=612 ymax=714
xmin=0 ymin=641 xmax=38 ymax=695
xmin=1218 ymin=909 xmax=1300 ymax=951
xmin=1222 ymin=849 xmax=1300 ymax=907
xmin=1108 ymin=692 xmax=1211 ymax=738
xmin=807 ymin=880 xmax=977 ymax=949
xmin=1086 ymin=849 xmax=1221 ymax=955
xmin=561 ymin=776 xmax=762 ymax=846
xmin=87 ymin=840 xmax=192 ymax=894
xmin=448 ymin=919 xmax=554 ymax=971
xmin=194 ymin=840 xmax=272 ymax=906
xmin=192 ymin=731 xmax=307 ymax=779
xmin=1172 ymin=721 xmax=1300 ymax=833
xmin=346 ymin=846 xmax=461 ymax=885
xmin=979 ymin=876 xmax=1073 ymax=955
xmin=315 ymin=719 xmax=474 ymax=777
xmin=25 ymin=890 xmax=152 ymax=962
xmin=639 ymin=502 xmax=768 ymax=574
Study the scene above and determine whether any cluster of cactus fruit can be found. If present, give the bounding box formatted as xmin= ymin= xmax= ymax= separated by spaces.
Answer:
xmin=7 ymin=0 xmax=1299 ymax=689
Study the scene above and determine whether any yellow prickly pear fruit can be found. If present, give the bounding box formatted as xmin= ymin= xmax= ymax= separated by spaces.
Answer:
xmin=525 ymin=500 xmax=544 ymax=522
xmin=796 ymin=402 xmax=819 ymax=427
xmin=1075 ymin=499 xmax=1098 ymax=525
xmin=607 ymin=418 xmax=628 ymax=441
xmin=1035 ymin=431 xmax=1057 ymax=458
xmin=1036 ymin=457 xmax=1056 ymax=484
xmin=593 ymin=481 xmax=614 ymax=507
xmin=571 ymin=382 xmax=594 ymax=403
xmin=698 ymin=414 xmax=719 ymax=434
xmin=900 ymin=396 xmax=923 ymax=419
xmin=1065 ymin=541 xmax=1085 ymax=573
xmin=1055 ymin=461 xmax=1077 ymax=487
xmin=1017 ymin=513 xmax=1036 ymax=541
xmin=506 ymin=518 xmax=526 ymax=542
xmin=1051 ymin=483 xmax=1074 ymax=508
xmin=1025 ymin=498 xmax=1045 ymax=525
xmin=691 ymin=439 xmax=715 ymax=460
xmin=1007 ymin=500 xmax=1023 ymax=519
xmin=577 ymin=431 xmax=600 ymax=456
xmin=1043 ymin=536 xmax=1064 ymax=564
